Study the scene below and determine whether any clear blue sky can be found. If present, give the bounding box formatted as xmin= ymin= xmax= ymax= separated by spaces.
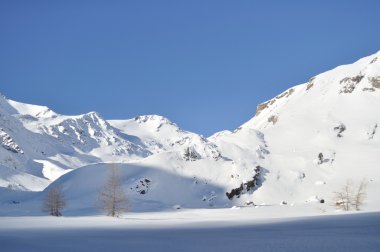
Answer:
xmin=1 ymin=0 xmax=379 ymax=136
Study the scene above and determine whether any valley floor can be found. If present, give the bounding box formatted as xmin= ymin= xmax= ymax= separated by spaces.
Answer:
xmin=1 ymin=208 xmax=379 ymax=252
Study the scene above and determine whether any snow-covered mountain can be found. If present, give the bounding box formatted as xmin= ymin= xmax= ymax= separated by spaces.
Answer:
xmin=0 ymin=96 xmax=151 ymax=189
xmin=0 ymin=50 xmax=379 ymax=214
xmin=109 ymin=115 xmax=222 ymax=160
xmin=233 ymin=51 xmax=380 ymax=206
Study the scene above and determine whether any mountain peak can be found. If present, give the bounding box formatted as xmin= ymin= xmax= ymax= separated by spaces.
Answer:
xmin=134 ymin=115 xmax=175 ymax=125
xmin=6 ymin=99 xmax=58 ymax=119
xmin=242 ymin=51 xmax=380 ymax=130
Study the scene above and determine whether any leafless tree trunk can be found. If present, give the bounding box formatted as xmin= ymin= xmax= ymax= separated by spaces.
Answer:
xmin=333 ymin=179 xmax=367 ymax=211
xmin=98 ymin=164 xmax=129 ymax=217
xmin=43 ymin=186 xmax=66 ymax=216
xmin=352 ymin=179 xmax=367 ymax=211
xmin=333 ymin=180 xmax=353 ymax=211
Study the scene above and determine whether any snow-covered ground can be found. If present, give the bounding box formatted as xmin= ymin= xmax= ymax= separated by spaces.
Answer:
xmin=1 ymin=209 xmax=379 ymax=252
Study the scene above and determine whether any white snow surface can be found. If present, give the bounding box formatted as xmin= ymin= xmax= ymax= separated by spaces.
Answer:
xmin=0 ymin=210 xmax=379 ymax=252
xmin=0 ymin=51 xmax=380 ymax=214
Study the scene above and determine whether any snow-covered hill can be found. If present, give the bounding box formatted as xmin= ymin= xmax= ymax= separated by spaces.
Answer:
xmin=0 ymin=50 xmax=379 ymax=214
xmin=230 ymin=50 xmax=380 ymax=207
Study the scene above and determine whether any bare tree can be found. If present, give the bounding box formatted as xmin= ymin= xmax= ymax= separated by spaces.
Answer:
xmin=333 ymin=180 xmax=353 ymax=211
xmin=98 ymin=164 xmax=129 ymax=217
xmin=43 ymin=186 xmax=67 ymax=216
xmin=333 ymin=179 xmax=367 ymax=211
xmin=352 ymin=179 xmax=367 ymax=211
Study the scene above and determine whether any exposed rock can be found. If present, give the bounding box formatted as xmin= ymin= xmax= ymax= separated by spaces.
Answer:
xmin=183 ymin=147 xmax=200 ymax=161
xmin=287 ymin=88 xmax=295 ymax=97
xmin=317 ymin=153 xmax=324 ymax=165
xmin=339 ymin=75 xmax=364 ymax=93
xmin=370 ymin=57 xmax=378 ymax=64
xmin=0 ymin=128 xmax=23 ymax=154
xmin=368 ymin=76 xmax=380 ymax=89
xmin=226 ymin=184 xmax=244 ymax=200
xmin=306 ymin=77 xmax=316 ymax=91
xmin=255 ymin=101 xmax=271 ymax=116
xmin=130 ymin=178 xmax=152 ymax=195
xmin=363 ymin=87 xmax=376 ymax=92
xmin=317 ymin=152 xmax=335 ymax=165
xmin=255 ymin=88 xmax=294 ymax=117
xmin=276 ymin=88 xmax=294 ymax=99
xmin=226 ymin=166 xmax=263 ymax=200
xmin=268 ymin=115 xmax=278 ymax=125
xmin=334 ymin=123 xmax=346 ymax=137
xmin=368 ymin=124 xmax=378 ymax=140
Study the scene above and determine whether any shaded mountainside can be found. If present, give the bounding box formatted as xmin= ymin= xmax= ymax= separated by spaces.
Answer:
xmin=0 ymin=51 xmax=380 ymax=213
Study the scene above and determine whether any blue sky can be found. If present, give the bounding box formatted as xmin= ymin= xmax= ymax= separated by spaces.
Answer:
xmin=1 ymin=0 xmax=379 ymax=136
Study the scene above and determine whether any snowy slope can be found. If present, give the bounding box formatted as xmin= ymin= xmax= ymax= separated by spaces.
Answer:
xmin=212 ymin=50 xmax=380 ymax=208
xmin=0 ymin=164 xmax=49 ymax=191
xmin=38 ymin=133 xmax=266 ymax=213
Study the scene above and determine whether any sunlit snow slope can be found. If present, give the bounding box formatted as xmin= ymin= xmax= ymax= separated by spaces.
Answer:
xmin=215 ymin=51 xmax=380 ymax=208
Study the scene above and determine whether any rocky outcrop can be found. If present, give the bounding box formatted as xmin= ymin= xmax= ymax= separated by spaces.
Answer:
xmin=368 ymin=124 xmax=378 ymax=140
xmin=368 ymin=76 xmax=380 ymax=89
xmin=334 ymin=123 xmax=346 ymax=137
xmin=255 ymin=88 xmax=295 ymax=116
xmin=183 ymin=147 xmax=200 ymax=161
xmin=0 ymin=129 xmax=23 ymax=154
xmin=226 ymin=166 xmax=263 ymax=200
xmin=268 ymin=115 xmax=278 ymax=125
xmin=339 ymin=75 xmax=364 ymax=93
xmin=130 ymin=178 xmax=152 ymax=195
xmin=306 ymin=77 xmax=316 ymax=91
